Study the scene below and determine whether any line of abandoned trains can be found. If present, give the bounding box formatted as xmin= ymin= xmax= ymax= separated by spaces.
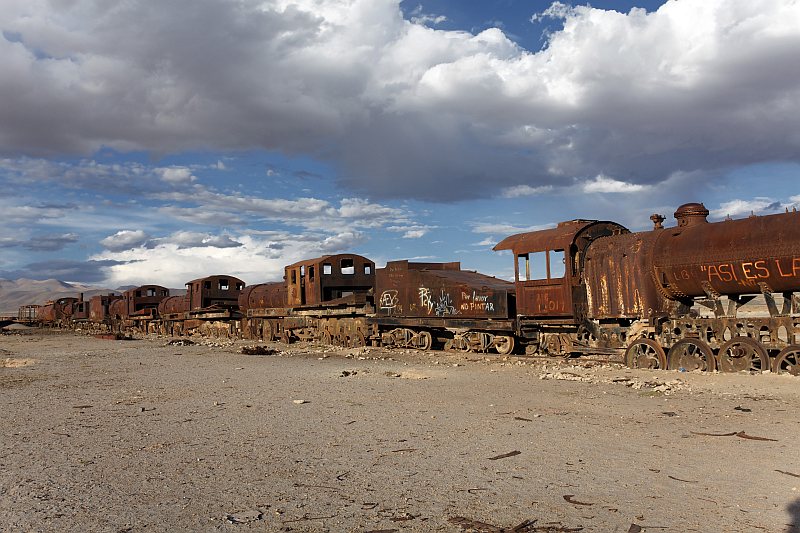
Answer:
xmin=16 ymin=202 xmax=800 ymax=375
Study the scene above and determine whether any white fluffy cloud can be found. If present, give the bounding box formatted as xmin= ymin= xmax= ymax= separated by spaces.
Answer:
xmin=1 ymin=0 xmax=798 ymax=199
xmin=100 ymin=230 xmax=150 ymax=252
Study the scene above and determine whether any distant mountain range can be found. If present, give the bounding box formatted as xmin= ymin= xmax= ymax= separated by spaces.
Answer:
xmin=0 ymin=279 xmax=185 ymax=315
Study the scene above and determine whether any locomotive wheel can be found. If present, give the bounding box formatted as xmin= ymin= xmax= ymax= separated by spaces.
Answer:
xmin=667 ymin=339 xmax=716 ymax=372
xmin=773 ymin=345 xmax=800 ymax=375
xmin=415 ymin=331 xmax=433 ymax=351
xmin=351 ymin=331 xmax=367 ymax=348
xmin=717 ymin=337 xmax=769 ymax=373
xmin=494 ymin=335 xmax=515 ymax=355
xmin=262 ymin=320 xmax=275 ymax=342
xmin=624 ymin=338 xmax=667 ymax=370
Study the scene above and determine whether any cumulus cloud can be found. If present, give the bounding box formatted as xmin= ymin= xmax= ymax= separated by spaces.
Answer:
xmin=581 ymin=175 xmax=649 ymax=194
xmin=90 ymin=230 xmax=367 ymax=287
xmin=100 ymin=230 xmax=150 ymax=252
xmin=1 ymin=1 xmax=798 ymax=200
xmin=158 ymin=231 xmax=243 ymax=249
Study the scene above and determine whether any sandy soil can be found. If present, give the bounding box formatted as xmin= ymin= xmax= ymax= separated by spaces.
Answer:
xmin=1 ymin=329 xmax=799 ymax=533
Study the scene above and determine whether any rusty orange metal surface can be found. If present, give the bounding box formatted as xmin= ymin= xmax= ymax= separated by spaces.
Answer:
xmin=184 ymin=275 xmax=244 ymax=311
xmin=238 ymin=282 xmax=287 ymax=311
xmin=89 ymin=294 xmax=122 ymax=322
xmin=496 ymin=220 xmax=627 ymax=320
xmin=375 ymin=260 xmax=513 ymax=319
xmin=652 ymin=204 xmax=800 ymax=299
xmin=285 ymin=254 xmax=374 ymax=307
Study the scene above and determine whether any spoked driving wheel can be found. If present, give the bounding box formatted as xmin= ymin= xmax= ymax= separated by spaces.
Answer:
xmin=667 ymin=339 xmax=716 ymax=372
xmin=624 ymin=338 xmax=667 ymax=370
xmin=717 ymin=337 xmax=769 ymax=372
xmin=774 ymin=345 xmax=800 ymax=375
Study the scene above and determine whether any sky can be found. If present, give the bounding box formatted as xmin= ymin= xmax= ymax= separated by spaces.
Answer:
xmin=1 ymin=0 xmax=799 ymax=288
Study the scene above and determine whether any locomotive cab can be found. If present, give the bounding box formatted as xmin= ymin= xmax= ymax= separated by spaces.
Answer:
xmin=494 ymin=220 xmax=628 ymax=324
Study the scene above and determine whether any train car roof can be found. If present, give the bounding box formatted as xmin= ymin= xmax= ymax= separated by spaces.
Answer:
xmin=382 ymin=260 xmax=513 ymax=290
xmin=184 ymin=274 xmax=245 ymax=285
xmin=285 ymin=253 xmax=374 ymax=269
xmin=494 ymin=219 xmax=611 ymax=254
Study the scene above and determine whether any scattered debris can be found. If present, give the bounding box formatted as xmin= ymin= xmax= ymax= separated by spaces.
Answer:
xmin=562 ymin=495 xmax=594 ymax=506
xmin=340 ymin=370 xmax=357 ymax=377
xmin=72 ymin=405 xmax=93 ymax=409
xmin=365 ymin=529 xmax=399 ymax=533
xmin=514 ymin=416 xmax=533 ymax=422
xmin=488 ymin=450 xmax=521 ymax=461
xmin=661 ymin=412 xmax=678 ymax=417
xmin=94 ymin=333 xmax=132 ymax=341
xmin=628 ymin=525 xmax=642 ymax=533
xmin=390 ymin=513 xmax=417 ymax=522
xmin=690 ymin=430 xmax=777 ymax=442
xmin=1 ymin=358 xmax=36 ymax=368
xmin=225 ymin=510 xmax=263 ymax=524
xmin=775 ymin=470 xmax=800 ymax=479
xmin=293 ymin=399 xmax=309 ymax=404
xmin=734 ymin=406 xmax=752 ymax=412
xmin=241 ymin=345 xmax=277 ymax=355
xmin=449 ymin=516 xmax=582 ymax=532
xmin=668 ymin=475 xmax=698 ymax=483
xmin=165 ymin=339 xmax=195 ymax=346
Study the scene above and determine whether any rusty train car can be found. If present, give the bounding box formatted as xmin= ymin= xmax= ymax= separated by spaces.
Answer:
xmin=159 ymin=275 xmax=244 ymax=336
xmin=17 ymin=201 xmax=800 ymax=375
xmin=493 ymin=202 xmax=800 ymax=374
xmin=241 ymin=254 xmax=375 ymax=345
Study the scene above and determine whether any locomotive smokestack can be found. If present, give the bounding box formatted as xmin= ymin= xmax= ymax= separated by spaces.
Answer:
xmin=650 ymin=213 xmax=665 ymax=230
xmin=674 ymin=202 xmax=709 ymax=227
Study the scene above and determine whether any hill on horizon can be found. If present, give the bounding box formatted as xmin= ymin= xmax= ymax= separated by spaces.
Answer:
xmin=0 ymin=279 xmax=185 ymax=315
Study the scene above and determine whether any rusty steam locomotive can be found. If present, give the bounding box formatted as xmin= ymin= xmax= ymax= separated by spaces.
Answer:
xmin=19 ymin=202 xmax=800 ymax=375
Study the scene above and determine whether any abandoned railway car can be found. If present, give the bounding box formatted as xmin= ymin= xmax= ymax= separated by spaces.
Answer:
xmin=158 ymin=275 xmax=244 ymax=336
xmin=18 ymin=201 xmax=800 ymax=375
xmin=495 ymin=202 xmax=800 ymax=374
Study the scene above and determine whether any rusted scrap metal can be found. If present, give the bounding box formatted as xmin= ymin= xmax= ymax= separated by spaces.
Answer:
xmin=690 ymin=430 xmax=777 ymax=441
xmin=775 ymin=470 xmax=800 ymax=478
xmin=667 ymin=475 xmax=698 ymax=483
xmin=449 ymin=516 xmax=582 ymax=533
xmin=240 ymin=345 xmax=277 ymax=355
xmin=488 ymin=450 xmax=521 ymax=461
xmin=562 ymin=495 xmax=594 ymax=506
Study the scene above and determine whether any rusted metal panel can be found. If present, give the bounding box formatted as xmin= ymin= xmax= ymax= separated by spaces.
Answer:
xmin=185 ymin=275 xmax=244 ymax=311
xmin=72 ymin=296 xmax=90 ymax=321
xmin=375 ymin=260 xmax=513 ymax=320
xmin=157 ymin=295 xmax=189 ymax=316
xmin=497 ymin=220 xmax=628 ymax=319
xmin=238 ymin=282 xmax=287 ymax=311
xmin=53 ymin=297 xmax=78 ymax=321
xmin=89 ymin=294 xmax=122 ymax=322
xmin=584 ymin=231 xmax=670 ymax=319
xmin=108 ymin=298 xmax=127 ymax=319
xmin=652 ymin=205 xmax=800 ymax=299
xmin=37 ymin=303 xmax=55 ymax=322
xmin=285 ymin=254 xmax=375 ymax=307
xmin=123 ymin=285 xmax=170 ymax=317
xmin=494 ymin=220 xmax=596 ymax=255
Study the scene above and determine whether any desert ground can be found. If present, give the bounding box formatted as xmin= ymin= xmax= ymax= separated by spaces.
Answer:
xmin=1 ymin=328 xmax=799 ymax=532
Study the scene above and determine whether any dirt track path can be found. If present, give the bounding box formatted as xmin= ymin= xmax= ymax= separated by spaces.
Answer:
xmin=2 ymin=330 xmax=799 ymax=532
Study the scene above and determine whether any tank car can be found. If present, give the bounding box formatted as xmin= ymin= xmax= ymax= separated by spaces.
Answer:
xmin=238 ymin=282 xmax=288 ymax=340
xmin=372 ymin=260 xmax=516 ymax=353
xmin=494 ymin=202 xmax=800 ymax=374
